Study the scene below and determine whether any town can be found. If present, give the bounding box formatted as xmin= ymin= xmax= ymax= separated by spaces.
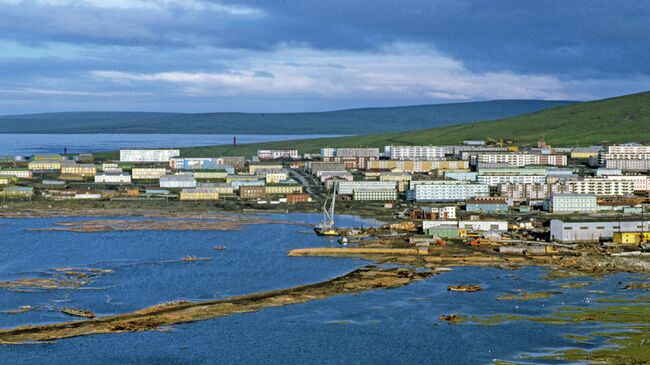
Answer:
xmin=2 ymin=138 xmax=650 ymax=249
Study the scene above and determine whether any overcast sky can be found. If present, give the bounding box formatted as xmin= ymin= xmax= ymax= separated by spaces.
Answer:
xmin=1 ymin=0 xmax=649 ymax=114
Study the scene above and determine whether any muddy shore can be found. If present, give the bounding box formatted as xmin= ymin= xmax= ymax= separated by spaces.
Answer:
xmin=0 ymin=266 xmax=430 ymax=344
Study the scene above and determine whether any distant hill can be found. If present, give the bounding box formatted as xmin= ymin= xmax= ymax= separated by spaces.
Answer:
xmin=176 ymin=91 xmax=650 ymax=157
xmin=0 ymin=100 xmax=573 ymax=135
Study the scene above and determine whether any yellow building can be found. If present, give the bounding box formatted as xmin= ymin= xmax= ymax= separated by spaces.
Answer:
xmin=179 ymin=188 xmax=220 ymax=201
xmin=194 ymin=171 xmax=228 ymax=180
xmin=379 ymin=172 xmax=412 ymax=192
xmin=0 ymin=177 xmax=14 ymax=185
xmin=60 ymin=164 xmax=97 ymax=177
xmin=613 ymin=232 xmax=650 ymax=245
xmin=28 ymin=160 xmax=62 ymax=171
xmin=264 ymin=184 xmax=303 ymax=195
xmin=265 ymin=171 xmax=289 ymax=184
xmin=226 ymin=175 xmax=259 ymax=183
xmin=33 ymin=154 xmax=63 ymax=161
xmin=249 ymin=163 xmax=282 ymax=174
xmin=570 ymin=151 xmax=599 ymax=159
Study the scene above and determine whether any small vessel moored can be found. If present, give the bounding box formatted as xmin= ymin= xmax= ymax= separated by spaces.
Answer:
xmin=314 ymin=181 xmax=339 ymax=236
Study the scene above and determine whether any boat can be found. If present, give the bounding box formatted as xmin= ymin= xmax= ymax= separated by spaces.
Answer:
xmin=447 ymin=285 xmax=482 ymax=292
xmin=61 ymin=307 xmax=95 ymax=318
xmin=212 ymin=245 xmax=226 ymax=251
xmin=338 ymin=237 xmax=349 ymax=245
xmin=314 ymin=181 xmax=339 ymax=236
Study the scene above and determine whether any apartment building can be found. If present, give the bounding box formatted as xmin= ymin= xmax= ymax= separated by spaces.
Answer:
xmin=132 ymin=167 xmax=167 ymax=180
xmin=477 ymin=153 xmax=567 ymax=167
xmin=366 ymin=160 xmax=468 ymax=173
xmin=548 ymin=194 xmax=598 ymax=213
xmin=61 ymin=163 xmax=96 ymax=177
xmin=320 ymin=148 xmax=380 ymax=158
xmin=569 ymin=178 xmax=635 ymax=196
xmin=159 ymin=174 xmax=197 ymax=188
xmin=94 ymin=173 xmax=132 ymax=184
xmin=385 ymin=145 xmax=446 ymax=160
xmin=257 ymin=149 xmax=299 ymax=160
xmin=412 ymin=182 xmax=489 ymax=202
xmin=179 ymin=188 xmax=220 ymax=201
xmin=120 ymin=149 xmax=180 ymax=163
xmin=352 ymin=189 xmax=398 ymax=201
xmin=337 ymin=181 xmax=397 ymax=195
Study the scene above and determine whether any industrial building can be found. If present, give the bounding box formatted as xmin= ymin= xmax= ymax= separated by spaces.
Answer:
xmin=422 ymin=220 xmax=507 ymax=232
xmin=550 ymin=219 xmax=650 ymax=243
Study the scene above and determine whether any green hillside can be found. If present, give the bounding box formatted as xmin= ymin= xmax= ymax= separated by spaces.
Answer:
xmin=0 ymin=100 xmax=572 ymax=135
xmin=178 ymin=91 xmax=650 ymax=157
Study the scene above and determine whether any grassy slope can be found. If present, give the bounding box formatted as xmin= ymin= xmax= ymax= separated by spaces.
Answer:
xmin=178 ymin=91 xmax=650 ymax=157
xmin=0 ymin=100 xmax=572 ymax=135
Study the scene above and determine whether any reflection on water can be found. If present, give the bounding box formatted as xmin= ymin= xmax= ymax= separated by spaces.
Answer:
xmin=0 ymin=213 xmax=643 ymax=364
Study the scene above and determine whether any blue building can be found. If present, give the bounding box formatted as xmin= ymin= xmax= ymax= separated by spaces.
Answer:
xmin=465 ymin=197 xmax=509 ymax=213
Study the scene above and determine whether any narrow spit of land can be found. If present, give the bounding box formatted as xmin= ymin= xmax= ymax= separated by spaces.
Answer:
xmin=0 ymin=266 xmax=431 ymax=344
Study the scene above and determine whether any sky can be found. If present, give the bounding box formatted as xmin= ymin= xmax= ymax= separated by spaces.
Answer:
xmin=1 ymin=0 xmax=649 ymax=114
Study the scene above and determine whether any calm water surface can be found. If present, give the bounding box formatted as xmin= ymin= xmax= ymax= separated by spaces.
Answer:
xmin=0 ymin=134 xmax=344 ymax=155
xmin=0 ymin=213 xmax=643 ymax=364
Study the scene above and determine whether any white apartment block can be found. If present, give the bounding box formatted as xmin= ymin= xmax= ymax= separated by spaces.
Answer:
xmin=605 ymin=159 xmax=650 ymax=171
xmin=477 ymin=153 xmax=567 ymax=167
xmin=320 ymin=148 xmax=380 ymax=158
xmin=413 ymin=182 xmax=489 ymax=202
xmin=386 ymin=145 xmax=446 ymax=160
xmin=603 ymin=175 xmax=650 ymax=191
xmin=568 ymin=178 xmax=635 ymax=196
xmin=422 ymin=220 xmax=507 ymax=232
xmin=549 ymin=194 xmax=598 ymax=213
xmin=257 ymin=149 xmax=299 ymax=160
xmin=477 ymin=174 xmax=547 ymax=186
xmin=498 ymin=183 xmax=574 ymax=201
xmin=132 ymin=167 xmax=168 ymax=180
xmin=605 ymin=145 xmax=650 ymax=154
xmin=94 ymin=173 xmax=132 ymax=184
xmin=337 ymin=181 xmax=397 ymax=195
xmin=159 ymin=174 xmax=197 ymax=188
xmin=352 ymin=189 xmax=398 ymax=201
xmin=120 ymin=149 xmax=180 ymax=163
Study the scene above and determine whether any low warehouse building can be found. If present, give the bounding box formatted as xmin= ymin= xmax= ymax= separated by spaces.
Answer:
xmin=550 ymin=219 xmax=650 ymax=243
xmin=179 ymin=188 xmax=220 ymax=201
